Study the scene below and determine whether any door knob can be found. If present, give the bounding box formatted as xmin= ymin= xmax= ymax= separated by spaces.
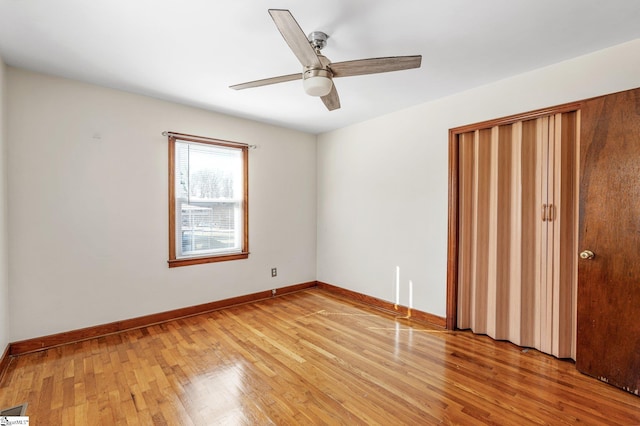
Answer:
xmin=580 ymin=250 xmax=595 ymax=260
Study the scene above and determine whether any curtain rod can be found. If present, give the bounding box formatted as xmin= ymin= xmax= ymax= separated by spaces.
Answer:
xmin=162 ymin=131 xmax=256 ymax=149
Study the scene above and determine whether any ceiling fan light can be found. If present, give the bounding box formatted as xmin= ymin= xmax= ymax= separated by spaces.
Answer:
xmin=303 ymin=69 xmax=333 ymax=97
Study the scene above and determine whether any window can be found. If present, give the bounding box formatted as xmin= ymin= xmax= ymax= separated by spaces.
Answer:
xmin=168 ymin=133 xmax=248 ymax=267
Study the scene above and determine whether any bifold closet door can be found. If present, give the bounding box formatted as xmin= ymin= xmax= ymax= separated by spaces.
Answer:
xmin=457 ymin=113 xmax=578 ymax=359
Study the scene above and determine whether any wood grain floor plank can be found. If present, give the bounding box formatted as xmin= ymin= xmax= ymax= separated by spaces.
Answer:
xmin=1 ymin=288 xmax=639 ymax=425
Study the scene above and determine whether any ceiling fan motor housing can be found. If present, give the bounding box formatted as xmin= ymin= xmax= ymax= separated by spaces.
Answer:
xmin=303 ymin=52 xmax=333 ymax=97
xmin=303 ymin=68 xmax=333 ymax=96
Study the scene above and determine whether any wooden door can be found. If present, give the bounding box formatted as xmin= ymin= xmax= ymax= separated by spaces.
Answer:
xmin=577 ymin=87 xmax=640 ymax=395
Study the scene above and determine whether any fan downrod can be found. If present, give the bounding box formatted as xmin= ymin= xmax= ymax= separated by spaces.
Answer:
xmin=308 ymin=31 xmax=328 ymax=51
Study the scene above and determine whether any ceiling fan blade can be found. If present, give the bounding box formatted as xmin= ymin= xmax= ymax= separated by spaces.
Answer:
xmin=268 ymin=9 xmax=322 ymax=69
xmin=321 ymin=84 xmax=341 ymax=111
xmin=230 ymin=73 xmax=301 ymax=90
xmin=330 ymin=55 xmax=422 ymax=78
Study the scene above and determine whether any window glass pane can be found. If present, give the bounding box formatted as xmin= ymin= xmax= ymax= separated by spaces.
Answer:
xmin=174 ymin=141 xmax=243 ymax=259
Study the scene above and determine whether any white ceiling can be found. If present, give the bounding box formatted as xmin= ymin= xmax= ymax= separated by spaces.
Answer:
xmin=1 ymin=1 xmax=639 ymax=134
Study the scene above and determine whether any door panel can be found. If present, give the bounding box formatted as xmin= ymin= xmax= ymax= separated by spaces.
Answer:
xmin=577 ymin=88 xmax=640 ymax=394
xmin=552 ymin=112 xmax=579 ymax=359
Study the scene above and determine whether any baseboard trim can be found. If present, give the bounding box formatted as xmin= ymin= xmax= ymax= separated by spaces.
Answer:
xmin=317 ymin=281 xmax=446 ymax=328
xmin=9 ymin=281 xmax=317 ymax=356
xmin=8 ymin=280 xmax=445 ymax=357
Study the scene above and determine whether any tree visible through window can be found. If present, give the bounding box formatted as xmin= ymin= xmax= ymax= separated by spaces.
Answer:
xmin=168 ymin=133 xmax=248 ymax=267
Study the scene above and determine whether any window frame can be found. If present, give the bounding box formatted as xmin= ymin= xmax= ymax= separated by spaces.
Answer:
xmin=167 ymin=133 xmax=249 ymax=268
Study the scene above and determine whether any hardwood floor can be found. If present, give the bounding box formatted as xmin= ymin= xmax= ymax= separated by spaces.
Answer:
xmin=1 ymin=289 xmax=638 ymax=425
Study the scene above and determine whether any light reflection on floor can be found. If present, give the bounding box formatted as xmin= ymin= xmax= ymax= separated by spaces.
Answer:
xmin=184 ymin=363 xmax=248 ymax=424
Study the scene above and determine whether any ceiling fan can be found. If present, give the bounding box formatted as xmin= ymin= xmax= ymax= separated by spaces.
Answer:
xmin=230 ymin=9 xmax=422 ymax=111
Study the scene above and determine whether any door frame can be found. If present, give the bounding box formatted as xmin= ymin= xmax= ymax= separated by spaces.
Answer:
xmin=446 ymin=101 xmax=583 ymax=330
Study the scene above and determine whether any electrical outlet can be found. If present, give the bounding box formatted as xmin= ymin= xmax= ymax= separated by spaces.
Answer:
xmin=271 ymin=268 xmax=277 ymax=277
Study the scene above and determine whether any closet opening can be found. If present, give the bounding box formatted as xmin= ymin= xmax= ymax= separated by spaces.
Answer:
xmin=446 ymin=103 xmax=581 ymax=359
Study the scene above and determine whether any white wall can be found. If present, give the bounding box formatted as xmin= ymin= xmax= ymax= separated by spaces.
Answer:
xmin=6 ymin=38 xmax=640 ymax=342
xmin=0 ymin=55 xmax=9 ymax=351
xmin=7 ymin=69 xmax=317 ymax=341
xmin=317 ymin=39 xmax=640 ymax=318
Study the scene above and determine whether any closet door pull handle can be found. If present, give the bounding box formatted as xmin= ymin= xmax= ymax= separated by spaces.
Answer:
xmin=542 ymin=204 xmax=548 ymax=222
xmin=547 ymin=204 xmax=554 ymax=222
